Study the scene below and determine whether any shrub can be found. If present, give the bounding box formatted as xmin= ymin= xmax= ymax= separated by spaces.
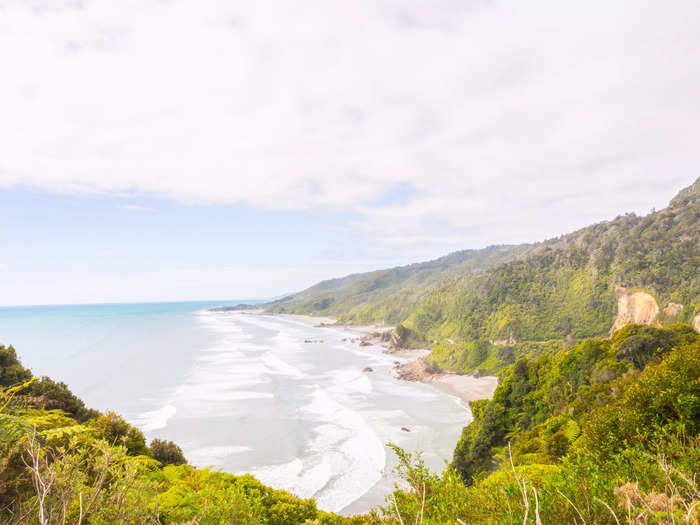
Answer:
xmin=150 ymin=438 xmax=187 ymax=465
xmin=91 ymin=411 xmax=149 ymax=456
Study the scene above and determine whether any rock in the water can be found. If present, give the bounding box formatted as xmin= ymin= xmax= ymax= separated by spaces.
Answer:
xmin=363 ymin=367 xmax=373 ymax=372
xmin=401 ymin=427 xmax=411 ymax=432
xmin=359 ymin=341 xmax=372 ymax=347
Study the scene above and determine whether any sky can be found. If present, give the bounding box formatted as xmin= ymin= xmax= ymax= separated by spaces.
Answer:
xmin=1 ymin=1 xmax=699 ymax=305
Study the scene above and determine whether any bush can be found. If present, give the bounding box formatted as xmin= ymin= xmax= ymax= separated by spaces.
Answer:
xmin=150 ymin=438 xmax=187 ymax=465
xmin=91 ymin=411 xmax=149 ymax=456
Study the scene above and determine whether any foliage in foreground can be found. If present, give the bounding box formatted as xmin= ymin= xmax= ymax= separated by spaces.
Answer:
xmin=380 ymin=324 xmax=700 ymax=524
xmin=0 ymin=344 xmax=372 ymax=524
xmin=2 ymin=322 xmax=699 ymax=523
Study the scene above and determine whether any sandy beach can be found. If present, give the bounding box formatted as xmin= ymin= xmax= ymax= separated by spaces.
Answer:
xmin=393 ymin=355 xmax=498 ymax=404
xmin=428 ymin=373 xmax=499 ymax=404
xmin=285 ymin=313 xmax=498 ymax=405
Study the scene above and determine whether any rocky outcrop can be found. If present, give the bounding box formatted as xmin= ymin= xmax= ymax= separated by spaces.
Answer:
xmin=395 ymin=357 xmax=443 ymax=381
xmin=693 ymin=313 xmax=700 ymax=333
xmin=609 ymin=286 xmax=660 ymax=335
xmin=663 ymin=302 xmax=684 ymax=318
xmin=491 ymin=333 xmax=516 ymax=346
xmin=360 ymin=331 xmax=391 ymax=347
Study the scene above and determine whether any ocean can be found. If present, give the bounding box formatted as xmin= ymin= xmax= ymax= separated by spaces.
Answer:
xmin=0 ymin=301 xmax=472 ymax=514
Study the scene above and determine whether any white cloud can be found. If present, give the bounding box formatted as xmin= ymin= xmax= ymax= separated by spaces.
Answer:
xmin=1 ymin=1 xmax=698 ymax=246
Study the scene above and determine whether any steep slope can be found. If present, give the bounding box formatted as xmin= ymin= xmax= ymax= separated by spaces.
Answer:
xmin=383 ymin=324 xmax=700 ymax=524
xmin=265 ymin=244 xmax=527 ymax=324
xmin=263 ymin=178 xmax=698 ymax=375
xmin=413 ymin=178 xmax=699 ymax=372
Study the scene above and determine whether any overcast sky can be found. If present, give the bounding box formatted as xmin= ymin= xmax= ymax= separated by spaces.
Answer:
xmin=1 ymin=1 xmax=698 ymax=305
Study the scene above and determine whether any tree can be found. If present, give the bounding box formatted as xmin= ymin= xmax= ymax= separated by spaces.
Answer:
xmin=150 ymin=439 xmax=187 ymax=466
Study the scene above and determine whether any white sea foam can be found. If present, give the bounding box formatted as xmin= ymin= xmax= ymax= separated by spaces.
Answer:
xmin=261 ymin=353 xmax=305 ymax=378
xmin=189 ymin=445 xmax=252 ymax=466
xmin=327 ymin=368 xmax=373 ymax=396
xmin=132 ymin=404 xmax=176 ymax=432
xmin=243 ymin=458 xmax=332 ymax=500
xmin=247 ymin=383 xmax=385 ymax=513
xmin=130 ymin=310 xmax=467 ymax=514
xmin=303 ymin=386 xmax=386 ymax=511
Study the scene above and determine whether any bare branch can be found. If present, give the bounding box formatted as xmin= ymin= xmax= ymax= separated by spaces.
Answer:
xmin=392 ymin=494 xmax=405 ymax=525
xmin=532 ymin=486 xmax=542 ymax=525
xmin=556 ymin=488 xmax=586 ymax=525
xmin=594 ymin=497 xmax=620 ymax=525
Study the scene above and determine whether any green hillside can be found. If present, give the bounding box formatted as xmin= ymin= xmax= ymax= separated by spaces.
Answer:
xmin=265 ymin=244 xmax=527 ymax=324
xmin=263 ymin=177 xmax=699 ymax=376
xmin=416 ymin=178 xmax=699 ymax=373
xmin=3 ymin=179 xmax=697 ymax=523
xmin=383 ymin=323 xmax=700 ymax=524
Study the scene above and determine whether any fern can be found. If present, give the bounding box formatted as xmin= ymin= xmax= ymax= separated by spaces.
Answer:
xmin=0 ymin=413 xmax=31 ymax=450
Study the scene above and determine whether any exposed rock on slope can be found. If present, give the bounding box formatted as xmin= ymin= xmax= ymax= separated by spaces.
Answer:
xmin=609 ymin=289 xmax=700 ymax=335
xmin=663 ymin=302 xmax=684 ymax=318
xmin=610 ymin=286 xmax=660 ymax=335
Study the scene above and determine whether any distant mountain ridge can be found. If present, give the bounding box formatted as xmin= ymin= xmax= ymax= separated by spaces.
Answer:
xmin=265 ymin=244 xmax=529 ymax=324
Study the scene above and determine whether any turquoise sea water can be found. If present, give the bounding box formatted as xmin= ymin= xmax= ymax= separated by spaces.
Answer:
xmin=0 ymin=301 xmax=471 ymax=514
xmin=0 ymin=301 xmax=257 ymax=417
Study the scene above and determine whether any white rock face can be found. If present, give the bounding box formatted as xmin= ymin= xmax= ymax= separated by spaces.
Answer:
xmin=610 ymin=286 xmax=660 ymax=335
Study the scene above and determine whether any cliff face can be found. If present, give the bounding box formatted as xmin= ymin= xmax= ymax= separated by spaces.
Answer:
xmin=609 ymin=286 xmax=660 ymax=335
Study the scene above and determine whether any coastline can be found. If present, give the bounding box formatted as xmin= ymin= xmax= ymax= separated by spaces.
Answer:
xmin=428 ymin=373 xmax=499 ymax=404
xmin=282 ymin=312 xmax=499 ymax=405
xmin=393 ymin=355 xmax=498 ymax=404
xmin=285 ymin=313 xmax=393 ymax=334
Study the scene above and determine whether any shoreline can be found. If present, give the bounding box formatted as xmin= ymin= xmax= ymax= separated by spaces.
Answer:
xmin=393 ymin=356 xmax=498 ymax=405
xmin=286 ymin=314 xmax=393 ymax=334
xmin=204 ymin=308 xmax=497 ymax=513
xmin=282 ymin=312 xmax=499 ymax=405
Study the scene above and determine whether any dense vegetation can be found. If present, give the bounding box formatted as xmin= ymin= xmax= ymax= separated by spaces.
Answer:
xmin=410 ymin=187 xmax=699 ymax=346
xmin=266 ymin=178 xmax=700 ymax=377
xmin=382 ymin=324 xmax=700 ymax=524
xmin=0 ymin=344 xmax=373 ymax=524
xmin=265 ymin=245 xmax=527 ymax=324
xmin=2 ymin=178 xmax=698 ymax=523
xmin=3 ymin=323 xmax=698 ymax=523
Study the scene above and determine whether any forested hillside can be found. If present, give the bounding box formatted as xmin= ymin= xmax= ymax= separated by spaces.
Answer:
xmin=415 ymin=178 xmax=699 ymax=373
xmin=265 ymin=245 xmax=527 ymax=324
xmin=3 ymin=326 xmax=697 ymax=523
xmin=384 ymin=323 xmax=700 ymax=524
xmin=264 ymin=178 xmax=700 ymax=375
